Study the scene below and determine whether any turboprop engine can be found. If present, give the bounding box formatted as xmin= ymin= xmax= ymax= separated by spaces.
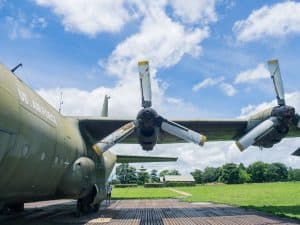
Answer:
xmin=92 ymin=61 xmax=207 ymax=153
xmin=236 ymin=60 xmax=300 ymax=152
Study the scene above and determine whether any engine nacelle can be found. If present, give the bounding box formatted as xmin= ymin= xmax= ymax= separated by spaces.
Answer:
xmin=57 ymin=157 xmax=96 ymax=198
xmin=236 ymin=117 xmax=281 ymax=151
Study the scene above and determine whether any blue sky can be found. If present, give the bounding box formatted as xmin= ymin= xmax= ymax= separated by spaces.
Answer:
xmin=1 ymin=0 xmax=300 ymax=171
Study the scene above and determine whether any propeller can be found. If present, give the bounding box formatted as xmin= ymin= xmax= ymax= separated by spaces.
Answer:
xmin=92 ymin=60 xmax=207 ymax=154
xmin=92 ymin=122 xmax=135 ymax=155
xmin=236 ymin=59 xmax=300 ymax=152
xmin=139 ymin=61 xmax=152 ymax=108
xmin=267 ymin=59 xmax=300 ymax=128
xmin=268 ymin=59 xmax=285 ymax=106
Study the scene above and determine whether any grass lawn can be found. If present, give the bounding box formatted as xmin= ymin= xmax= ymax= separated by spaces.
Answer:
xmin=177 ymin=182 xmax=300 ymax=219
xmin=112 ymin=186 xmax=178 ymax=199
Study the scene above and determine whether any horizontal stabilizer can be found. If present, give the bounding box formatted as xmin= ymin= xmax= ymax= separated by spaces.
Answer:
xmin=116 ymin=155 xmax=178 ymax=163
xmin=292 ymin=148 xmax=300 ymax=156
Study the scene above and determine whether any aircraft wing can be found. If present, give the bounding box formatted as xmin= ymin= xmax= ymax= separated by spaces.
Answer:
xmin=78 ymin=117 xmax=235 ymax=143
xmin=116 ymin=155 xmax=178 ymax=163
xmin=78 ymin=117 xmax=300 ymax=144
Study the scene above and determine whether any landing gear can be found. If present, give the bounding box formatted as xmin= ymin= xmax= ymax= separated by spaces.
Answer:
xmin=76 ymin=185 xmax=99 ymax=215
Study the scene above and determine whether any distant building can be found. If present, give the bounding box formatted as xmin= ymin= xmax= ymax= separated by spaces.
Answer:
xmin=160 ymin=175 xmax=195 ymax=185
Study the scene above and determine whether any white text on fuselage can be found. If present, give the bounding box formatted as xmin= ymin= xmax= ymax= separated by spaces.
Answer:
xmin=17 ymin=88 xmax=57 ymax=125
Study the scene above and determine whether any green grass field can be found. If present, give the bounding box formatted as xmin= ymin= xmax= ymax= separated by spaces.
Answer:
xmin=112 ymin=182 xmax=300 ymax=219
xmin=112 ymin=186 xmax=178 ymax=199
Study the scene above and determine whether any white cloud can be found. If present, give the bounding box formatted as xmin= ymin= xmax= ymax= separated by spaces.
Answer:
xmin=30 ymin=16 xmax=47 ymax=29
xmin=4 ymin=11 xmax=47 ymax=40
xmin=193 ymin=76 xmax=237 ymax=96
xmin=34 ymin=0 xmax=132 ymax=36
xmin=219 ymin=82 xmax=237 ymax=96
xmin=38 ymin=2 xmax=214 ymax=118
xmin=234 ymin=63 xmax=269 ymax=84
xmin=192 ymin=76 xmax=224 ymax=91
xmin=233 ymin=1 xmax=300 ymax=42
xmin=34 ymin=0 xmax=217 ymax=37
xmin=170 ymin=0 xmax=217 ymax=24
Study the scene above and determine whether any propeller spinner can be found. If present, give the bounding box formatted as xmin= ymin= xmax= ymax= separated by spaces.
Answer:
xmin=92 ymin=61 xmax=207 ymax=154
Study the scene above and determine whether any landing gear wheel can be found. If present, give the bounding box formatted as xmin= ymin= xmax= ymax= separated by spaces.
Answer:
xmin=92 ymin=203 xmax=100 ymax=212
xmin=77 ymin=198 xmax=91 ymax=214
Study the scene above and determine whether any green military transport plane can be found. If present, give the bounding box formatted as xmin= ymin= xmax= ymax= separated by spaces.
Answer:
xmin=0 ymin=60 xmax=299 ymax=213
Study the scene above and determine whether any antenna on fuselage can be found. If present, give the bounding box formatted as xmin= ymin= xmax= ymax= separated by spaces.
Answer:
xmin=11 ymin=63 xmax=22 ymax=73
xmin=59 ymin=91 xmax=63 ymax=114
xmin=101 ymin=94 xmax=110 ymax=117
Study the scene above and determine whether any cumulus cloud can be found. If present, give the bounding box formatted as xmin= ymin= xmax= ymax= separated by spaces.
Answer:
xmin=34 ymin=0 xmax=131 ymax=36
xmin=235 ymin=63 xmax=269 ymax=84
xmin=233 ymin=1 xmax=300 ymax=42
xmin=193 ymin=76 xmax=237 ymax=96
xmin=219 ymin=82 xmax=237 ymax=96
xmin=37 ymin=2 xmax=215 ymax=118
xmin=192 ymin=76 xmax=224 ymax=91
xmin=5 ymin=13 xmax=47 ymax=40
xmin=170 ymin=0 xmax=217 ymax=24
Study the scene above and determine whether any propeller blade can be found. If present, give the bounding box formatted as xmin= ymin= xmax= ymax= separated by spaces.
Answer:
xmin=92 ymin=122 xmax=135 ymax=154
xmin=292 ymin=148 xmax=300 ymax=156
xmin=138 ymin=61 xmax=152 ymax=108
xmin=160 ymin=119 xmax=207 ymax=146
xmin=267 ymin=59 xmax=285 ymax=106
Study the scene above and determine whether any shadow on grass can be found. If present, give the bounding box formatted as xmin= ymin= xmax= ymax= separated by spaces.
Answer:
xmin=245 ymin=205 xmax=300 ymax=220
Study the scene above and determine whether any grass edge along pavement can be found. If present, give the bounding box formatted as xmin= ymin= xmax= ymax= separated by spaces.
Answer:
xmin=176 ymin=182 xmax=300 ymax=220
xmin=112 ymin=182 xmax=300 ymax=220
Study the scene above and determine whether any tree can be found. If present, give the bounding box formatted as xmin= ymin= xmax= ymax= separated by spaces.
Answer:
xmin=150 ymin=169 xmax=160 ymax=183
xmin=169 ymin=169 xmax=181 ymax=175
xmin=159 ymin=169 xmax=170 ymax=177
xmin=202 ymin=167 xmax=219 ymax=183
xmin=137 ymin=166 xmax=150 ymax=185
xmin=265 ymin=163 xmax=288 ymax=182
xmin=239 ymin=169 xmax=251 ymax=183
xmin=159 ymin=169 xmax=181 ymax=177
xmin=247 ymin=161 xmax=268 ymax=183
xmin=116 ymin=163 xmax=137 ymax=184
xmin=219 ymin=163 xmax=241 ymax=184
xmin=191 ymin=169 xmax=203 ymax=184
xmin=288 ymin=168 xmax=300 ymax=181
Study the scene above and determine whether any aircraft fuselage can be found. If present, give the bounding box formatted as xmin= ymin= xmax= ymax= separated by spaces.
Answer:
xmin=0 ymin=65 xmax=115 ymax=209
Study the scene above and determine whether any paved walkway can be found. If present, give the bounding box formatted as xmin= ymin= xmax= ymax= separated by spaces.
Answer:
xmin=1 ymin=199 xmax=299 ymax=225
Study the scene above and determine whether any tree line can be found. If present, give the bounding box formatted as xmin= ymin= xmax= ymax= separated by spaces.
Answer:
xmin=113 ymin=163 xmax=181 ymax=185
xmin=191 ymin=162 xmax=300 ymax=184
xmin=112 ymin=162 xmax=300 ymax=185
